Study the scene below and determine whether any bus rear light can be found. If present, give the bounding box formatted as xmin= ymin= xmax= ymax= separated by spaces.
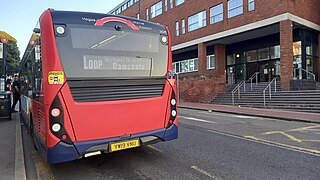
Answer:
xmin=56 ymin=26 xmax=65 ymax=35
xmin=52 ymin=123 xmax=61 ymax=132
xmin=51 ymin=108 xmax=61 ymax=117
xmin=171 ymin=99 xmax=176 ymax=106
xmin=171 ymin=110 xmax=177 ymax=117
xmin=62 ymin=134 xmax=67 ymax=140
xmin=167 ymin=90 xmax=177 ymax=128
xmin=50 ymin=95 xmax=72 ymax=144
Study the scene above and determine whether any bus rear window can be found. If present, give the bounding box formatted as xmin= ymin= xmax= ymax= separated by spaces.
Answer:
xmin=55 ymin=25 xmax=168 ymax=79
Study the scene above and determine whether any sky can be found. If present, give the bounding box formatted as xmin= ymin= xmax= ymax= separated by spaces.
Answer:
xmin=0 ymin=0 xmax=124 ymax=57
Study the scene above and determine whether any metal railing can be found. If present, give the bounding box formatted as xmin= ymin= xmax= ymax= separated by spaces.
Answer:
xmin=263 ymin=78 xmax=277 ymax=107
xmin=293 ymin=68 xmax=316 ymax=80
xmin=231 ymin=81 xmax=246 ymax=105
xmin=248 ymin=72 xmax=260 ymax=91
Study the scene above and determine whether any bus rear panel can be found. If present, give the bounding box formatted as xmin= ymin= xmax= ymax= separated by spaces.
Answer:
xmin=20 ymin=9 xmax=178 ymax=164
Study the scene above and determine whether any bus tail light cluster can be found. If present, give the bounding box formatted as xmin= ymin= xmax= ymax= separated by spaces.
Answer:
xmin=50 ymin=96 xmax=72 ymax=144
xmin=167 ymin=90 xmax=177 ymax=128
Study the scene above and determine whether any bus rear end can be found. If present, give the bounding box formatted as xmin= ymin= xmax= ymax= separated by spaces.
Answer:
xmin=38 ymin=10 xmax=177 ymax=164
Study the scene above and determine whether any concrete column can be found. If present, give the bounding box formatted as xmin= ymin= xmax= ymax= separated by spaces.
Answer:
xmin=280 ymin=20 xmax=294 ymax=91
xmin=198 ymin=42 xmax=207 ymax=75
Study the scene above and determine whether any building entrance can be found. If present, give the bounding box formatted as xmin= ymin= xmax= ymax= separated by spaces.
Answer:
xmin=259 ymin=60 xmax=280 ymax=82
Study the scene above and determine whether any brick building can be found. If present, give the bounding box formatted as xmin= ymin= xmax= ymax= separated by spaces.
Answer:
xmin=109 ymin=0 xmax=320 ymax=103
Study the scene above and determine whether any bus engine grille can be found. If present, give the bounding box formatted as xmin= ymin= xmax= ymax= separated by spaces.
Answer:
xmin=68 ymin=78 xmax=166 ymax=102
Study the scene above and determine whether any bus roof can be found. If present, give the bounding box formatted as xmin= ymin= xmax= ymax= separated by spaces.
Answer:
xmin=49 ymin=10 xmax=168 ymax=35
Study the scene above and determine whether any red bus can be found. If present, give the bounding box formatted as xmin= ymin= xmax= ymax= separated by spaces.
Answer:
xmin=20 ymin=9 xmax=178 ymax=164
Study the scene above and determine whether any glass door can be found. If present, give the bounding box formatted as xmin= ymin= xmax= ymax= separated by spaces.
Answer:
xmin=236 ymin=64 xmax=246 ymax=83
xmin=227 ymin=66 xmax=235 ymax=84
xmin=260 ymin=62 xmax=271 ymax=82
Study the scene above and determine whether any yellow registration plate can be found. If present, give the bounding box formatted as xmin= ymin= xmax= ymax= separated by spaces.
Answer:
xmin=110 ymin=139 xmax=140 ymax=152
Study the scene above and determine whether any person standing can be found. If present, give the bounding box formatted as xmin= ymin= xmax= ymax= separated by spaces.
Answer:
xmin=11 ymin=75 xmax=21 ymax=112
xmin=20 ymin=76 xmax=28 ymax=96
xmin=5 ymin=79 xmax=12 ymax=92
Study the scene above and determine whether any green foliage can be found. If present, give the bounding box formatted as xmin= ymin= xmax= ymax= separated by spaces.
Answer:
xmin=0 ymin=31 xmax=20 ymax=76
xmin=5 ymin=40 xmax=21 ymax=75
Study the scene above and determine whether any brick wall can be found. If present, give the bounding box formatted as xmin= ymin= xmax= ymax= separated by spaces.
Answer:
xmin=280 ymin=20 xmax=293 ymax=90
xmin=119 ymin=0 xmax=291 ymax=46
xmin=288 ymin=0 xmax=320 ymax=25
xmin=176 ymin=44 xmax=227 ymax=103
xmin=178 ymin=74 xmax=227 ymax=103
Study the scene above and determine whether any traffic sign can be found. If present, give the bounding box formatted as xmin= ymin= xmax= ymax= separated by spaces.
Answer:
xmin=1 ymin=38 xmax=8 ymax=44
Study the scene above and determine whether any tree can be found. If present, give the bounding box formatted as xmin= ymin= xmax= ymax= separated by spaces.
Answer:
xmin=0 ymin=31 xmax=20 ymax=76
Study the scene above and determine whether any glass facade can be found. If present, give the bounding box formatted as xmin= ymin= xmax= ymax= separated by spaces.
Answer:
xmin=293 ymin=29 xmax=319 ymax=80
xmin=173 ymin=58 xmax=199 ymax=73
xmin=227 ymin=45 xmax=281 ymax=83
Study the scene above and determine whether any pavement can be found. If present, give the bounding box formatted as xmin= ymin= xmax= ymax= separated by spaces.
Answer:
xmin=179 ymin=102 xmax=320 ymax=124
xmin=0 ymin=112 xmax=26 ymax=180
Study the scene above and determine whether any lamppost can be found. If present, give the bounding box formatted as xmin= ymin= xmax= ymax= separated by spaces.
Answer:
xmin=1 ymin=38 xmax=8 ymax=91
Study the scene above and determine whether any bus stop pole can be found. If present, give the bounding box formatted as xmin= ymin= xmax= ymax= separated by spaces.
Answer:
xmin=176 ymin=73 xmax=180 ymax=105
xmin=3 ymin=43 xmax=7 ymax=81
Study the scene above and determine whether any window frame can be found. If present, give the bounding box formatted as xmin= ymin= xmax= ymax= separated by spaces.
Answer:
xmin=228 ymin=0 xmax=243 ymax=18
xmin=175 ymin=21 xmax=180 ymax=36
xmin=182 ymin=19 xmax=186 ymax=34
xmin=210 ymin=3 xmax=224 ymax=24
xmin=150 ymin=1 xmax=163 ymax=18
xmin=188 ymin=10 xmax=207 ymax=32
xmin=173 ymin=58 xmax=199 ymax=74
xmin=248 ymin=0 xmax=255 ymax=11
xmin=206 ymin=55 xmax=216 ymax=70
xmin=175 ymin=0 xmax=185 ymax=6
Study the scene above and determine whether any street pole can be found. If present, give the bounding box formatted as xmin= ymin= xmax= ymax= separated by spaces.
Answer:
xmin=1 ymin=38 xmax=8 ymax=91
xmin=3 ymin=43 xmax=7 ymax=81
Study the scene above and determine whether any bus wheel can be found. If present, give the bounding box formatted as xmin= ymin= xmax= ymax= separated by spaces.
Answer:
xmin=33 ymin=128 xmax=38 ymax=151
xmin=29 ymin=118 xmax=38 ymax=151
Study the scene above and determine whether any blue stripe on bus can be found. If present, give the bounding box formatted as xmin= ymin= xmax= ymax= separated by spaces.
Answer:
xmin=45 ymin=124 xmax=178 ymax=164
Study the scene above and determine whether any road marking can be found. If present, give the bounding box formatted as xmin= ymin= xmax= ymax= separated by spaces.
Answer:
xmin=193 ymin=110 xmax=268 ymax=121
xmin=244 ymin=136 xmax=320 ymax=155
xmin=191 ymin=166 xmax=221 ymax=180
xmin=147 ymin=145 xmax=164 ymax=153
xmin=287 ymin=125 xmax=320 ymax=132
xmin=262 ymin=131 xmax=302 ymax=143
xmin=231 ymin=115 xmax=257 ymax=119
xmin=193 ymin=113 xmax=246 ymax=123
xmin=301 ymin=139 xmax=320 ymax=142
xmin=206 ymin=129 xmax=320 ymax=157
xmin=179 ymin=116 xmax=217 ymax=124
xmin=15 ymin=114 xmax=27 ymax=180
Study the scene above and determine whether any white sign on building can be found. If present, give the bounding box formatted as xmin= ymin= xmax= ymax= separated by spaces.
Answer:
xmin=0 ymin=42 xmax=3 ymax=59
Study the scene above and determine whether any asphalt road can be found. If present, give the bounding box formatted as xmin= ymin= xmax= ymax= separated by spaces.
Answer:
xmin=23 ymin=108 xmax=320 ymax=180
